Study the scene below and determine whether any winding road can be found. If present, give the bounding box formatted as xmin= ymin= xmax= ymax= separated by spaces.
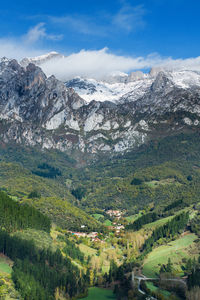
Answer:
xmin=132 ymin=271 xmax=187 ymax=296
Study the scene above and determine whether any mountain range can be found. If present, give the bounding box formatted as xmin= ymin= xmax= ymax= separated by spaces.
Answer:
xmin=0 ymin=52 xmax=199 ymax=156
xmin=0 ymin=53 xmax=200 ymax=300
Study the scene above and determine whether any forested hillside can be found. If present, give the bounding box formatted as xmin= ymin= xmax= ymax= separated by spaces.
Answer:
xmin=0 ymin=132 xmax=200 ymax=216
xmin=0 ymin=192 xmax=89 ymax=299
xmin=0 ymin=191 xmax=50 ymax=232
xmin=0 ymin=133 xmax=199 ymax=299
xmin=73 ymin=132 xmax=200 ymax=213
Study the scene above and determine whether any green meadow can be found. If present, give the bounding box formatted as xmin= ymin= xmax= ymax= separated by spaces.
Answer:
xmin=103 ymin=219 xmax=113 ymax=226
xmin=92 ymin=214 xmax=104 ymax=221
xmin=0 ymin=257 xmax=12 ymax=274
xmin=143 ymin=215 xmax=173 ymax=230
xmin=146 ymin=282 xmax=171 ymax=298
xmin=82 ymin=287 xmax=116 ymax=300
xmin=125 ymin=212 xmax=143 ymax=223
xmin=143 ymin=233 xmax=198 ymax=277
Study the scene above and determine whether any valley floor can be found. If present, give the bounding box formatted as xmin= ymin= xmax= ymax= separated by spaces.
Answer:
xmin=81 ymin=287 xmax=116 ymax=300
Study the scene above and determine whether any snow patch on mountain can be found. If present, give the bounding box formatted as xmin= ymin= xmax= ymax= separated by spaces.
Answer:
xmin=0 ymin=57 xmax=200 ymax=155
xmin=66 ymin=76 xmax=154 ymax=103
xmin=65 ymin=70 xmax=200 ymax=105
xmin=170 ymin=70 xmax=200 ymax=89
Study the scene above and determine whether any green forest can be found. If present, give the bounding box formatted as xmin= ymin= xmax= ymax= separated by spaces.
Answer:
xmin=0 ymin=132 xmax=199 ymax=299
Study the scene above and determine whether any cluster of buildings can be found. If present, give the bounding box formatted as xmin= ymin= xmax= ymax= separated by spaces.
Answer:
xmin=114 ymin=224 xmax=125 ymax=233
xmin=68 ymin=209 xmax=125 ymax=241
xmin=69 ymin=230 xmax=104 ymax=242
xmin=105 ymin=210 xmax=122 ymax=219
xmin=105 ymin=210 xmax=125 ymax=233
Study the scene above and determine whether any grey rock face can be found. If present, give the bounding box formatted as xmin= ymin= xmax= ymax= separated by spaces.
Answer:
xmin=126 ymin=71 xmax=145 ymax=82
xmin=149 ymin=67 xmax=165 ymax=77
xmin=66 ymin=78 xmax=97 ymax=94
xmin=0 ymin=58 xmax=200 ymax=155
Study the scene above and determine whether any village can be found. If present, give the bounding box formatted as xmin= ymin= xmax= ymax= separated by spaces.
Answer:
xmin=68 ymin=209 xmax=125 ymax=242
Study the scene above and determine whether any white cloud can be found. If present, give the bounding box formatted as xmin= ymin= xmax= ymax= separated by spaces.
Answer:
xmin=24 ymin=23 xmax=46 ymax=44
xmin=157 ymin=56 xmax=200 ymax=71
xmin=112 ymin=4 xmax=146 ymax=32
xmin=1 ymin=37 xmax=200 ymax=82
xmin=23 ymin=23 xmax=63 ymax=44
xmin=0 ymin=38 xmax=47 ymax=60
xmin=0 ymin=23 xmax=62 ymax=60
xmin=50 ymin=3 xmax=146 ymax=36
xmin=39 ymin=48 xmax=200 ymax=81
xmin=50 ymin=16 xmax=107 ymax=36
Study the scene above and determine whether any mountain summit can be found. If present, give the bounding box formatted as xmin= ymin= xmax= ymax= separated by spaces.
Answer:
xmin=20 ymin=51 xmax=64 ymax=67
xmin=0 ymin=56 xmax=199 ymax=155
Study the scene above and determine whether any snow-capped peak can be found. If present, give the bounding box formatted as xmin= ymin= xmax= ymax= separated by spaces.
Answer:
xmin=0 ymin=57 xmax=10 ymax=63
xmin=65 ymin=69 xmax=200 ymax=104
xmin=29 ymin=51 xmax=60 ymax=61
xmin=65 ymin=75 xmax=154 ymax=104
xmin=20 ymin=51 xmax=63 ymax=67
xmin=19 ymin=51 xmax=200 ymax=105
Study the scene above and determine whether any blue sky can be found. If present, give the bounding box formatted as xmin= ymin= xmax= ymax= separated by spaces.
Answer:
xmin=0 ymin=0 xmax=200 ymax=78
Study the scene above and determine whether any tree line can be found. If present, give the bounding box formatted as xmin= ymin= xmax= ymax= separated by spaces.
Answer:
xmin=0 ymin=191 xmax=50 ymax=232
xmin=142 ymin=212 xmax=189 ymax=255
xmin=187 ymin=256 xmax=200 ymax=290
xmin=126 ymin=212 xmax=158 ymax=231
xmin=0 ymin=229 xmax=87 ymax=299
xmin=62 ymin=237 xmax=84 ymax=263
xmin=33 ymin=163 xmax=62 ymax=179
xmin=164 ymin=199 xmax=186 ymax=212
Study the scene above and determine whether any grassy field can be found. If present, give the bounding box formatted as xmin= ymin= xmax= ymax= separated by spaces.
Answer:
xmin=143 ymin=233 xmax=198 ymax=278
xmin=103 ymin=219 xmax=112 ymax=226
xmin=125 ymin=212 xmax=143 ymax=223
xmin=92 ymin=214 xmax=104 ymax=221
xmin=146 ymin=282 xmax=171 ymax=298
xmin=0 ymin=262 xmax=12 ymax=274
xmin=145 ymin=178 xmax=179 ymax=188
xmin=82 ymin=287 xmax=116 ymax=300
xmin=143 ymin=215 xmax=173 ymax=230
xmin=14 ymin=229 xmax=55 ymax=250
xmin=0 ymin=257 xmax=12 ymax=274
xmin=0 ymin=256 xmax=20 ymax=299
xmin=79 ymin=241 xmax=122 ymax=275
xmin=144 ymin=207 xmax=194 ymax=231
xmin=79 ymin=244 xmax=97 ymax=256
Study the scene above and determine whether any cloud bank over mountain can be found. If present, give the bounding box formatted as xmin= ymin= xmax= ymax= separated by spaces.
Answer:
xmin=1 ymin=35 xmax=200 ymax=81
xmin=34 ymin=48 xmax=200 ymax=81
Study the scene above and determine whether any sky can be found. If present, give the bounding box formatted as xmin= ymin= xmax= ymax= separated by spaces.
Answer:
xmin=0 ymin=0 xmax=200 ymax=79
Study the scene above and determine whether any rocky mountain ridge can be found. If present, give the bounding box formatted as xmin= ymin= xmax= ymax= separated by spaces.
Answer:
xmin=0 ymin=56 xmax=200 ymax=155
xmin=65 ymin=69 xmax=200 ymax=104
